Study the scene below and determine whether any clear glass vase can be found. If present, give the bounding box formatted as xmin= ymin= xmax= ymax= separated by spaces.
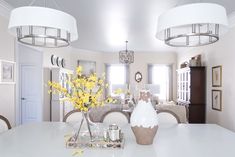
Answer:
xmin=74 ymin=111 xmax=95 ymax=142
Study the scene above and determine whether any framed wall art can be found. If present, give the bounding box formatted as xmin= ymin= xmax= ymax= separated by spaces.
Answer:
xmin=78 ymin=60 xmax=96 ymax=76
xmin=212 ymin=90 xmax=222 ymax=111
xmin=0 ymin=60 xmax=15 ymax=84
xmin=212 ymin=65 xmax=222 ymax=87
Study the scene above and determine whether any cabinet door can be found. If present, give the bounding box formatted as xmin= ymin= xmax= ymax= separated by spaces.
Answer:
xmin=190 ymin=69 xmax=205 ymax=104
xmin=188 ymin=71 xmax=191 ymax=102
xmin=183 ymin=73 xmax=185 ymax=101
xmin=188 ymin=105 xmax=205 ymax=123
xmin=180 ymin=73 xmax=183 ymax=100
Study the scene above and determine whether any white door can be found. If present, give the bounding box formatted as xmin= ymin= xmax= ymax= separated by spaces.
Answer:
xmin=17 ymin=44 xmax=43 ymax=124
xmin=21 ymin=65 xmax=42 ymax=123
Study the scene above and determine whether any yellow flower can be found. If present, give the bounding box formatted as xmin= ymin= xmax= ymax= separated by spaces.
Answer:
xmin=72 ymin=149 xmax=84 ymax=156
xmin=98 ymin=79 xmax=104 ymax=84
xmin=85 ymin=82 xmax=95 ymax=90
xmin=114 ymin=88 xmax=123 ymax=95
xmin=105 ymin=97 xmax=113 ymax=103
xmin=88 ymin=74 xmax=97 ymax=82
xmin=105 ymin=84 xmax=109 ymax=88
xmin=76 ymin=66 xmax=83 ymax=75
xmin=48 ymin=66 xmax=112 ymax=112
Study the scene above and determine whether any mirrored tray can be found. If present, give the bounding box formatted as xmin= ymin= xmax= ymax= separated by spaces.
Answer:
xmin=66 ymin=133 xmax=125 ymax=149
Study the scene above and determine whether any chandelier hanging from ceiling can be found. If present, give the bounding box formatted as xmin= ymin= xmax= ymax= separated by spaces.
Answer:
xmin=155 ymin=3 xmax=228 ymax=47
xmin=119 ymin=41 xmax=134 ymax=64
xmin=8 ymin=0 xmax=78 ymax=48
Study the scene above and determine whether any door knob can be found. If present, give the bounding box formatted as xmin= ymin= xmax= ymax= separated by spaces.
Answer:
xmin=21 ymin=98 xmax=26 ymax=100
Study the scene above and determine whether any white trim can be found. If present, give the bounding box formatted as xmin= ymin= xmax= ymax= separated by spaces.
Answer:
xmin=0 ymin=0 xmax=13 ymax=19
xmin=0 ymin=59 xmax=15 ymax=64
xmin=15 ymin=42 xmax=20 ymax=125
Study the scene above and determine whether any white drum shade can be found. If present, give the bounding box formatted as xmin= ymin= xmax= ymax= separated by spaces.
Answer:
xmin=156 ymin=3 xmax=228 ymax=47
xmin=8 ymin=6 xmax=78 ymax=47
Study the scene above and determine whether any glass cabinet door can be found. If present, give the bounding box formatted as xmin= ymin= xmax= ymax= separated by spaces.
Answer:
xmin=177 ymin=68 xmax=191 ymax=103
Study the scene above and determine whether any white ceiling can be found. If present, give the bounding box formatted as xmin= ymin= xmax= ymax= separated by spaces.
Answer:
xmin=3 ymin=0 xmax=235 ymax=53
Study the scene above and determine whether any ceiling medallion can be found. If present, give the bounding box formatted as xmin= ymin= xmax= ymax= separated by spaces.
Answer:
xmin=8 ymin=0 xmax=78 ymax=48
xmin=156 ymin=3 xmax=228 ymax=47
xmin=119 ymin=41 xmax=134 ymax=64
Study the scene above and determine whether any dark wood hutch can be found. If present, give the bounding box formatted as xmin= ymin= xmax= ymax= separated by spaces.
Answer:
xmin=177 ymin=67 xmax=206 ymax=123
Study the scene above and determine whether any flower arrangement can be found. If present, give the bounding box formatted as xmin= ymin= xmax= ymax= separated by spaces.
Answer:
xmin=48 ymin=66 xmax=114 ymax=112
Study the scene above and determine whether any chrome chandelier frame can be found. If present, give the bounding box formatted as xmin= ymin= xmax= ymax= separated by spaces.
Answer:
xmin=16 ymin=26 xmax=71 ymax=48
xmin=164 ymin=23 xmax=220 ymax=47
xmin=119 ymin=41 xmax=134 ymax=64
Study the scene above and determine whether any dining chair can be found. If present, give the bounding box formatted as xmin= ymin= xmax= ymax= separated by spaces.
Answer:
xmin=156 ymin=105 xmax=188 ymax=123
xmin=63 ymin=109 xmax=83 ymax=122
xmin=0 ymin=115 xmax=11 ymax=133
xmin=101 ymin=111 xmax=130 ymax=126
xmin=157 ymin=110 xmax=180 ymax=124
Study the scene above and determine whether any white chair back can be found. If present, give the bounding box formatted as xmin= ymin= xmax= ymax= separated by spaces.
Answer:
xmin=157 ymin=110 xmax=180 ymax=125
xmin=102 ymin=111 xmax=129 ymax=127
xmin=63 ymin=110 xmax=83 ymax=122
xmin=0 ymin=115 xmax=11 ymax=133
xmin=63 ymin=110 xmax=87 ymax=131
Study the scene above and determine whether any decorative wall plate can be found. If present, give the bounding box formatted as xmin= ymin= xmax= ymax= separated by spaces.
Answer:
xmin=56 ymin=57 xmax=62 ymax=67
xmin=51 ymin=55 xmax=57 ymax=65
xmin=61 ymin=59 xmax=65 ymax=68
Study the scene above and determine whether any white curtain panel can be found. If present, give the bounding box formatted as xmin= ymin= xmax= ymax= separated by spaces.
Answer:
xmin=105 ymin=64 xmax=129 ymax=96
xmin=147 ymin=64 xmax=173 ymax=101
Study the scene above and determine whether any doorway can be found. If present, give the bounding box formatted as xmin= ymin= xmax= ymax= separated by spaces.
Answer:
xmin=16 ymin=44 xmax=43 ymax=124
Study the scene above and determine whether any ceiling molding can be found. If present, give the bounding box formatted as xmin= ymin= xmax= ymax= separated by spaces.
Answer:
xmin=0 ymin=0 xmax=13 ymax=19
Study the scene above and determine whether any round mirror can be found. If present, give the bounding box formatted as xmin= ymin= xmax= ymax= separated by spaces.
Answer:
xmin=135 ymin=72 xmax=142 ymax=83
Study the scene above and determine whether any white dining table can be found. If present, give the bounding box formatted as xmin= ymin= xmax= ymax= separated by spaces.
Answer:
xmin=0 ymin=122 xmax=235 ymax=157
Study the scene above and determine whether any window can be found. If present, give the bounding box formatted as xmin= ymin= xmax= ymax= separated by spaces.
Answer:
xmin=106 ymin=64 xmax=129 ymax=97
xmin=148 ymin=64 xmax=172 ymax=101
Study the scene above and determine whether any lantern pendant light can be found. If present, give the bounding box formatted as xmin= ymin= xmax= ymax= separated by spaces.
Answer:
xmin=119 ymin=41 xmax=134 ymax=64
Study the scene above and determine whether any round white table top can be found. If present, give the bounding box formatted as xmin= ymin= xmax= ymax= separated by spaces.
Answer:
xmin=0 ymin=122 xmax=235 ymax=157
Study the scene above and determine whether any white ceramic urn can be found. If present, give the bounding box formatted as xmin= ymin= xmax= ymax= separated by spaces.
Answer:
xmin=130 ymin=90 xmax=158 ymax=145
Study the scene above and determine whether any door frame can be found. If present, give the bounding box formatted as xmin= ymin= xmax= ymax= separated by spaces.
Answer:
xmin=15 ymin=42 xmax=43 ymax=125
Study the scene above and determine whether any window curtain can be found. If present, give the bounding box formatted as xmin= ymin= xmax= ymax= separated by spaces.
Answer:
xmin=105 ymin=64 xmax=129 ymax=96
xmin=168 ymin=64 xmax=173 ymax=101
xmin=147 ymin=64 xmax=173 ymax=101
xmin=148 ymin=64 xmax=153 ymax=84
xmin=105 ymin=64 xmax=111 ymax=96
xmin=124 ymin=64 xmax=130 ymax=84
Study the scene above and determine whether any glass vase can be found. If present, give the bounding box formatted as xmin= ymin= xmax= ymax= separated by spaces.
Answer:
xmin=74 ymin=111 xmax=94 ymax=142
